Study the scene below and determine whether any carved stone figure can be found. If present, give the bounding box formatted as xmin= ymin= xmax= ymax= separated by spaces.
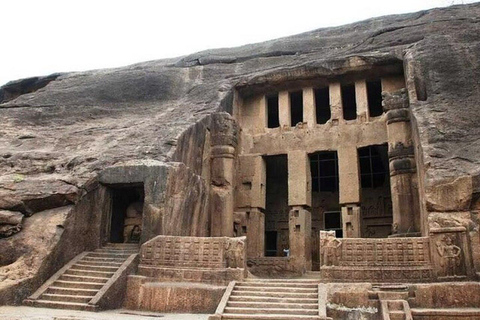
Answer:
xmin=225 ymin=237 xmax=246 ymax=268
xmin=123 ymin=201 xmax=143 ymax=243
xmin=321 ymin=233 xmax=342 ymax=266
xmin=436 ymin=235 xmax=462 ymax=277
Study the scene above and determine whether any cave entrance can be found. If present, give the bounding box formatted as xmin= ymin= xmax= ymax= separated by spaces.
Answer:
xmin=109 ymin=184 xmax=144 ymax=243
xmin=358 ymin=144 xmax=393 ymax=238
xmin=264 ymin=154 xmax=289 ymax=257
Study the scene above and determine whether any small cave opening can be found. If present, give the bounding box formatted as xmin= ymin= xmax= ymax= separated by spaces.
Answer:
xmin=367 ymin=79 xmax=383 ymax=117
xmin=110 ymin=184 xmax=144 ymax=243
xmin=341 ymin=84 xmax=357 ymax=120
xmin=267 ymin=94 xmax=280 ymax=128
xmin=315 ymin=87 xmax=331 ymax=124
xmin=290 ymin=91 xmax=303 ymax=126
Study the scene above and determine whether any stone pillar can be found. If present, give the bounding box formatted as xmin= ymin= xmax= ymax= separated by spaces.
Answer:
xmin=279 ymin=91 xmax=291 ymax=127
xmin=288 ymin=151 xmax=311 ymax=208
xmin=341 ymin=205 xmax=361 ymax=238
xmin=289 ymin=206 xmax=312 ymax=273
xmin=303 ymin=87 xmax=316 ymax=127
xmin=383 ymin=89 xmax=419 ymax=235
xmin=338 ymin=146 xmax=361 ymax=237
xmin=234 ymin=209 xmax=265 ymax=259
xmin=287 ymin=151 xmax=312 ymax=272
xmin=210 ymin=115 xmax=238 ymax=237
xmin=355 ymin=80 xmax=368 ymax=122
xmin=329 ymin=83 xmax=342 ymax=122
xmin=235 ymin=155 xmax=266 ymax=258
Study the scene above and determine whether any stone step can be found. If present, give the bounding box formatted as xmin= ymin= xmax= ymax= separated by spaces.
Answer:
xmin=378 ymin=291 xmax=409 ymax=300
xmin=87 ymin=252 xmax=132 ymax=258
xmin=104 ymin=243 xmax=139 ymax=247
xmin=59 ymin=274 xmax=110 ymax=284
xmin=225 ymin=307 xmax=318 ymax=316
xmin=77 ymin=259 xmax=123 ymax=266
xmin=389 ymin=310 xmax=406 ymax=320
xmin=30 ymin=299 xmax=98 ymax=311
xmin=387 ymin=300 xmax=405 ymax=311
xmin=41 ymin=293 xmax=94 ymax=304
xmin=94 ymin=249 xmax=138 ymax=254
xmin=65 ymin=268 xmax=115 ymax=278
xmin=237 ymin=282 xmax=318 ymax=289
xmin=221 ymin=313 xmax=321 ymax=319
xmin=234 ymin=286 xmax=317 ymax=293
xmin=52 ymin=280 xmax=104 ymax=290
xmin=81 ymin=256 xmax=125 ymax=263
xmin=229 ymin=296 xmax=318 ymax=304
xmin=231 ymin=290 xmax=317 ymax=299
xmin=228 ymin=301 xmax=318 ymax=310
xmin=244 ymin=278 xmax=319 ymax=283
xmin=46 ymin=286 xmax=99 ymax=296
xmin=73 ymin=263 xmax=119 ymax=272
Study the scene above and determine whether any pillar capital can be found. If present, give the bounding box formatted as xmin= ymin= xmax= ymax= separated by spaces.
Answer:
xmin=382 ymin=88 xmax=409 ymax=112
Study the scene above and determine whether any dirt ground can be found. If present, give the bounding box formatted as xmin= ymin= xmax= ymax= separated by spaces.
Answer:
xmin=0 ymin=307 xmax=209 ymax=320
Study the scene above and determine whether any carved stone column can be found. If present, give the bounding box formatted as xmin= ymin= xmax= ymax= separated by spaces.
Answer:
xmin=338 ymin=146 xmax=361 ymax=238
xmin=383 ymin=89 xmax=420 ymax=235
xmin=235 ymin=155 xmax=266 ymax=258
xmin=210 ymin=114 xmax=238 ymax=237
xmin=287 ymin=151 xmax=312 ymax=273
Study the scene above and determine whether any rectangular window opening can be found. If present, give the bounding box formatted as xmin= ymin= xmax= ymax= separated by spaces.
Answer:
xmin=324 ymin=211 xmax=343 ymax=238
xmin=367 ymin=80 xmax=383 ymax=117
xmin=309 ymin=151 xmax=339 ymax=193
xmin=290 ymin=91 xmax=303 ymax=126
xmin=315 ymin=87 xmax=330 ymax=124
xmin=341 ymin=84 xmax=357 ymax=120
xmin=358 ymin=145 xmax=389 ymax=189
xmin=267 ymin=94 xmax=280 ymax=128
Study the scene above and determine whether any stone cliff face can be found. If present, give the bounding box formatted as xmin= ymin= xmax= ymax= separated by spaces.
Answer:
xmin=0 ymin=3 xmax=479 ymax=304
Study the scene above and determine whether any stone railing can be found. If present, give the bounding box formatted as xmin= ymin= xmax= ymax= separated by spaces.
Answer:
xmin=319 ymin=231 xmax=434 ymax=282
xmin=247 ymin=257 xmax=295 ymax=276
xmin=140 ymin=235 xmax=246 ymax=269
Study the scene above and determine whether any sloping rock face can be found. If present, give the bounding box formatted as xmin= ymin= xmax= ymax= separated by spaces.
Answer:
xmin=0 ymin=3 xmax=480 ymax=304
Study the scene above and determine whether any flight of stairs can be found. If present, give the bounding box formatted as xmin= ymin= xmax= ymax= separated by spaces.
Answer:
xmin=24 ymin=243 xmax=138 ymax=311
xmin=211 ymin=278 xmax=330 ymax=320
xmin=376 ymin=285 xmax=413 ymax=320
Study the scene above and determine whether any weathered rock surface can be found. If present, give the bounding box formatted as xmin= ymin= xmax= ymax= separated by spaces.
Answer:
xmin=0 ymin=210 xmax=23 ymax=225
xmin=0 ymin=2 xmax=480 ymax=305
xmin=1 ymin=5 xmax=479 ymax=208
xmin=0 ymin=210 xmax=23 ymax=238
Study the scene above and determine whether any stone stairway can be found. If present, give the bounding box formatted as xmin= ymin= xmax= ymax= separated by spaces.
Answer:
xmin=210 ymin=279 xmax=330 ymax=320
xmin=24 ymin=243 xmax=138 ymax=311
xmin=375 ymin=285 xmax=413 ymax=320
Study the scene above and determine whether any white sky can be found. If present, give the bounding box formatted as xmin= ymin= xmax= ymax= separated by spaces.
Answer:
xmin=0 ymin=0 xmax=477 ymax=86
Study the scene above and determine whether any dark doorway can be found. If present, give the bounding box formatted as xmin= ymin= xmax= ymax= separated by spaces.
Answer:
xmin=309 ymin=151 xmax=341 ymax=270
xmin=267 ymin=94 xmax=280 ymax=128
xmin=265 ymin=231 xmax=278 ymax=257
xmin=367 ymin=80 xmax=383 ymax=117
xmin=324 ymin=211 xmax=343 ymax=238
xmin=265 ymin=155 xmax=289 ymax=256
xmin=358 ymin=144 xmax=393 ymax=238
xmin=315 ymin=87 xmax=331 ymax=124
xmin=110 ymin=185 xmax=144 ymax=243
xmin=341 ymin=84 xmax=357 ymax=120
xmin=290 ymin=91 xmax=303 ymax=126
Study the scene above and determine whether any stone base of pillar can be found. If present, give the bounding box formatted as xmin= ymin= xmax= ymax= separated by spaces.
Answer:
xmin=341 ymin=204 xmax=361 ymax=238
xmin=234 ymin=208 xmax=265 ymax=259
xmin=288 ymin=206 xmax=312 ymax=273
